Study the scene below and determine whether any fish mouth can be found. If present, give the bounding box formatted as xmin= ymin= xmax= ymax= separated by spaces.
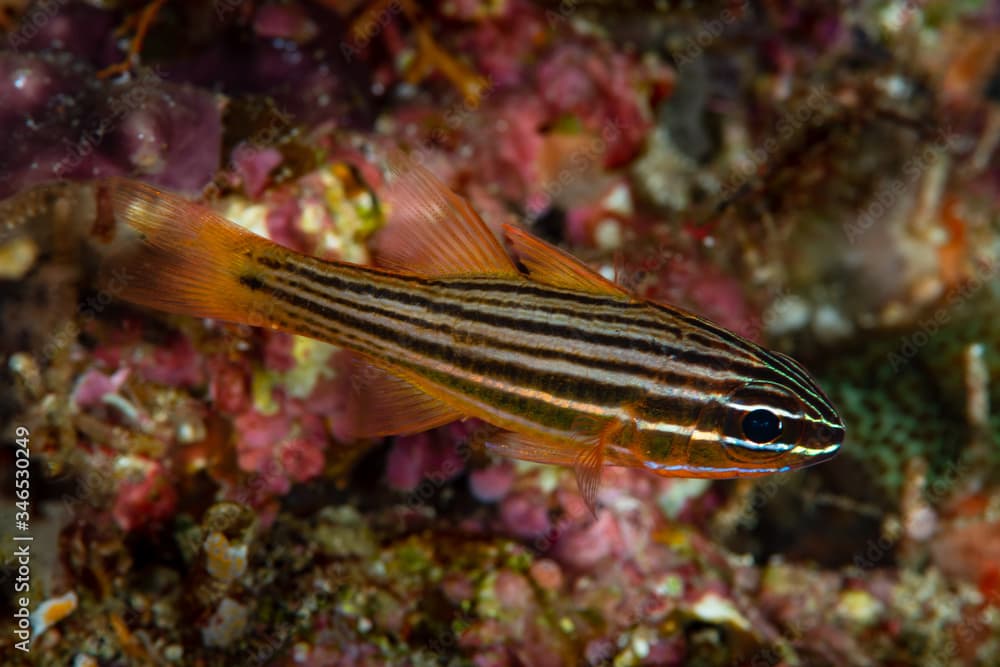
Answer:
xmin=788 ymin=421 xmax=845 ymax=468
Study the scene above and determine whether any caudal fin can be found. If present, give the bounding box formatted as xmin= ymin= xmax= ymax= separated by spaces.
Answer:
xmin=100 ymin=178 xmax=274 ymax=325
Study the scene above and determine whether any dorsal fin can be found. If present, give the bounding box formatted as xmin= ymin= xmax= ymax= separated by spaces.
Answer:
xmin=373 ymin=152 xmax=519 ymax=278
xmin=502 ymin=224 xmax=628 ymax=296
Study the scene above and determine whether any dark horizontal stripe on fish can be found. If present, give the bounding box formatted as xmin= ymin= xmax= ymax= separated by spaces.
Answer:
xmin=273 ymin=309 xmax=578 ymax=434
xmin=268 ymin=253 xmax=785 ymax=378
xmin=433 ymin=278 xmax=770 ymax=356
xmin=253 ymin=277 xmax=792 ymax=439
xmin=653 ymin=302 xmax=837 ymax=422
xmin=249 ymin=276 xmax=651 ymax=417
xmin=238 ymin=289 xmax=386 ymax=358
xmin=758 ymin=348 xmax=835 ymax=421
xmin=435 ymin=277 xmax=631 ymax=306
xmin=261 ymin=260 xmax=764 ymax=382
xmin=263 ymin=301 xmax=808 ymax=447
xmin=438 ymin=289 xmax=685 ymax=337
xmin=248 ymin=260 xmax=835 ymax=438
xmin=393 ymin=362 xmax=616 ymax=434
xmin=268 ymin=254 xmax=696 ymax=341
xmin=271 ymin=250 xmax=772 ymax=369
xmin=272 ymin=252 xmax=632 ymax=307
xmin=265 ymin=299 xmax=634 ymax=432
xmin=274 ymin=255 xmax=621 ymax=316
xmin=649 ymin=303 xmax=764 ymax=357
xmin=258 ymin=273 xmax=743 ymax=415
xmin=267 ymin=269 xmax=728 ymax=376
xmin=447 ymin=283 xmax=782 ymax=373
xmin=261 ymin=266 xmax=761 ymax=400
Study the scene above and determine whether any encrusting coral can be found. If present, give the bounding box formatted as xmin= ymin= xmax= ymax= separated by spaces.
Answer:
xmin=1 ymin=1 xmax=999 ymax=665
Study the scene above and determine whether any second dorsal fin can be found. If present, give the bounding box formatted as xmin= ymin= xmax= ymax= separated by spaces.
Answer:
xmin=502 ymin=224 xmax=628 ymax=296
xmin=373 ymin=152 xmax=520 ymax=278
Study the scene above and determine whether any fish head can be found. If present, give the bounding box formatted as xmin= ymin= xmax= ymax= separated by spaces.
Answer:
xmin=637 ymin=349 xmax=845 ymax=478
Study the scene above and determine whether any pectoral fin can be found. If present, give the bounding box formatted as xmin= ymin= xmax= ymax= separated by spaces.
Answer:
xmin=573 ymin=419 xmax=636 ymax=515
xmin=486 ymin=420 xmax=634 ymax=515
xmin=574 ymin=441 xmax=605 ymax=516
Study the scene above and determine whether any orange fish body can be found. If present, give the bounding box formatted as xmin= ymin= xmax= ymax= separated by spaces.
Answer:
xmin=100 ymin=154 xmax=844 ymax=508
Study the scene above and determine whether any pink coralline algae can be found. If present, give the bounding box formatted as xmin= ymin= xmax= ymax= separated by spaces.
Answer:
xmin=535 ymin=43 xmax=657 ymax=167
xmin=460 ymin=1 xmax=546 ymax=87
xmin=5 ymin=3 xmax=117 ymax=63
xmin=253 ymin=3 xmax=319 ymax=44
xmin=232 ymin=400 xmax=329 ymax=499
xmin=385 ymin=428 xmax=468 ymax=493
xmin=277 ymin=436 xmax=327 ymax=485
xmin=474 ymin=95 xmax=550 ymax=204
xmin=208 ymin=358 xmax=251 ymax=415
xmin=468 ymin=461 xmax=516 ymax=503
xmin=109 ymin=83 xmax=224 ymax=192
xmin=0 ymin=52 xmax=222 ymax=198
xmin=234 ymin=410 xmax=295 ymax=476
xmin=385 ymin=432 xmax=433 ymax=493
xmin=217 ymin=343 xmax=349 ymax=504
xmin=640 ymin=256 xmax=761 ymax=340
xmin=499 ymin=491 xmax=551 ymax=540
xmin=7 ymin=2 xmax=1000 ymax=665
xmin=528 ymin=559 xmax=564 ymax=591
xmin=232 ymin=144 xmax=285 ymax=200
xmin=263 ymin=331 xmax=297 ymax=373
xmin=71 ymin=367 xmax=130 ymax=409
xmin=111 ymin=458 xmax=177 ymax=532
xmin=265 ymin=193 xmax=309 ymax=254
xmin=552 ymin=510 xmax=619 ymax=570
xmin=493 ymin=569 xmax=533 ymax=610
xmin=131 ymin=333 xmax=206 ymax=388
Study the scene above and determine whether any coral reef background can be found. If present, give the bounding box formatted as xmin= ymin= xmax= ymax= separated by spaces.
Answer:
xmin=1 ymin=1 xmax=999 ymax=665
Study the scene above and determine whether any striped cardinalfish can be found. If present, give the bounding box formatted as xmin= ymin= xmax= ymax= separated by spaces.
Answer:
xmin=99 ymin=155 xmax=844 ymax=509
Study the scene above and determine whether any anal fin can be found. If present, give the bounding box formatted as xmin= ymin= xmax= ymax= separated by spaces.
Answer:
xmin=343 ymin=353 xmax=463 ymax=438
xmin=485 ymin=431 xmax=580 ymax=466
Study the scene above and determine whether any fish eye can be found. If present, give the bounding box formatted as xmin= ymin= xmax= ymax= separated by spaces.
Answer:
xmin=742 ymin=408 xmax=782 ymax=443
xmin=697 ymin=381 xmax=805 ymax=465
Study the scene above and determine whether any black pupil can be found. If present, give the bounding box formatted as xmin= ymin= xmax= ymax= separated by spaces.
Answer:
xmin=742 ymin=409 xmax=782 ymax=443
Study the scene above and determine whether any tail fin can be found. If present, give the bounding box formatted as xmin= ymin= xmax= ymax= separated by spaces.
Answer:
xmin=100 ymin=178 xmax=274 ymax=325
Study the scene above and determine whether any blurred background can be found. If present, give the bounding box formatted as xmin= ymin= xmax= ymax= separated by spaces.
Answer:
xmin=1 ymin=1 xmax=998 ymax=665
